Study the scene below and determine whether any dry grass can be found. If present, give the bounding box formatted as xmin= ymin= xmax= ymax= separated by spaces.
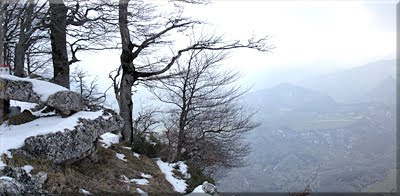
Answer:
xmin=4 ymin=142 xmax=178 ymax=195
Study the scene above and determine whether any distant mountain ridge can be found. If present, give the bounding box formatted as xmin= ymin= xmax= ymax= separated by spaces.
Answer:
xmin=245 ymin=83 xmax=337 ymax=113
xmin=298 ymin=59 xmax=396 ymax=103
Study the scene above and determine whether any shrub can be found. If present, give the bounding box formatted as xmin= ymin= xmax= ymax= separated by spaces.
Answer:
xmin=186 ymin=163 xmax=215 ymax=193
xmin=131 ymin=133 xmax=165 ymax=158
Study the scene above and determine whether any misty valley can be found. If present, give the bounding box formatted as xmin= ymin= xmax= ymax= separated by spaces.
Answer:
xmin=219 ymin=60 xmax=396 ymax=192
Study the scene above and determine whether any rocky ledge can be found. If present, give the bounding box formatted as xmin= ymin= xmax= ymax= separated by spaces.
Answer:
xmin=0 ymin=166 xmax=47 ymax=195
xmin=12 ymin=109 xmax=123 ymax=165
xmin=0 ymin=75 xmax=84 ymax=116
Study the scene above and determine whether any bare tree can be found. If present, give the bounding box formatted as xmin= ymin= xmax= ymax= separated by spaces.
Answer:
xmin=48 ymin=0 xmax=118 ymax=88
xmin=48 ymin=0 xmax=69 ymax=88
xmin=0 ymin=0 xmax=9 ymax=124
xmin=149 ymin=50 xmax=259 ymax=171
xmin=71 ymin=68 xmax=109 ymax=111
xmin=133 ymin=106 xmax=159 ymax=135
xmin=113 ymin=0 xmax=270 ymax=143
xmin=0 ymin=1 xmax=5 ymax=65
xmin=14 ymin=0 xmax=48 ymax=77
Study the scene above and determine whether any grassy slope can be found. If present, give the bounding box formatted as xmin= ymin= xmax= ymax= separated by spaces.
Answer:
xmin=4 ymin=142 xmax=177 ymax=195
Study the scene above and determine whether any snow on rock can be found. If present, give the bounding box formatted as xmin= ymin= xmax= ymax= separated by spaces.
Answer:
xmin=155 ymin=158 xmax=188 ymax=193
xmin=186 ymin=182 xmax=216 ymax=196
xmin=5 ymin=151 xmax=12 ymax=158
xmin=0 ymin=176 xmax=14 ymax=181
xmin=0 ymin=75 xmax=84 ymax=115
xmin=0 ymin=75 xmax=68 ymax=102
xmin=10 ymin=100 xmax=37 ymax=111
xmin=79 ymin=188 xmax=92 ymax=195
xmin=136 ymin=188 xmax=148 ymax=196
xmin=116 ymin=153 xmax=127 ymax=162
xmin=22 ymin=165 xmax=33 ymax=174
xmin=0 ymin=111 xmax=103 ymax=158
xmin=130 ymin=178 xmax=149 ymax=185
xmin=99 ymin=132 xmax=120 ymax=148
xmin=191 ymin=185 xmax=206 ymax=193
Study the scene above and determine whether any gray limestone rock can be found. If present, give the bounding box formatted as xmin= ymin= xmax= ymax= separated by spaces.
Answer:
xmin=202 ymin=181 xmax=218 ymax=195
xmin=0 ymin=166 xmax=48 ymax=195
xmin=0 ymin=76 xmax=84 ymax=117
xmin=21 ymin=111 xmax=123 ymax=164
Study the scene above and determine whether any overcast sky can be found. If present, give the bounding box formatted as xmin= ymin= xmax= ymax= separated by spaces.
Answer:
xmin=77 ymin=0 xmax=397 ymax=108
xmin=180 ymin=0 xmax=397 ymax=89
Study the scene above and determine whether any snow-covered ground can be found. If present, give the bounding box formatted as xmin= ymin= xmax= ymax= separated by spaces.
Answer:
xmin=115 ymin=153 xmax=127 ymax=162
xmin=155 ymin=158 xmax=189 ymax=193
xmin=0 ymin=75 xmax=68 ymax=102
xmin=99 ymin=132 xmax=120 ymax=148
xmin=130 ymin=178 xmax=149 ymax=185
xmin=10 ymin=100 xmax=56 ymax=117
xmin=136 ymin=188 xmax=148 ymax=196
xmin=141 ymin=173 xmax=152 ymax=179
xmin=10 ymin=100 xmax=37 ymax=111
xmin=185 ymin=183 xmax=212 ymax=196
xmin=133 ymin=152 xmax=141 ymax=158
xmin=79 ymin=188 xmax=92 ymax=195
xmin=22 ymin=165 xmax=33 ymax=174
xmin=0 ymin=110 xmax=103 ymax=167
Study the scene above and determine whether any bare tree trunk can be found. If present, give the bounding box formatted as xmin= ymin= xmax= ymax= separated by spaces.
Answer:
xmin=14 ymin=0 xmax=35 ymax=77
xmin=0 ymin=1 xmax=5 ymax=65
xmin=175 ymin=109 xmax=188 ymax=161
xmin=119 ymin=73 xmax=135 ymax=143
xmin=14 ymin=44 xmax=25 ymax=77
xmin=49 ymin=0 xmax=69 ymax=89
xmin=0 ymin=0 xmax=9 ymax=124
xmin=118 ymin=0 xmax=136 ymax=143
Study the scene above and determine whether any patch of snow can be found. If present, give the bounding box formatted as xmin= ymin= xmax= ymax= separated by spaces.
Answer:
xmin=115 ymin=153 xmax=127 ymax=162
xmin=155 ymin=158 xmax=188 ymax=193
xmin=79 ymin=188 xmax=92 ymax=195
xmin=0 ymin=176 xmax=13 ymax=181
xmin=0 ymin=111 xmax=103 ymax=157
xmin=141 ymin=173 xmax=152 ymax=179
xmin=102 ymin=112 xmax=113 ymax=120
xmin=5 ymin=151 xmax=12 ymax=158
xmin=177 ymin=161 xmax=190 ymax=179
xmin=0 ymin=75 xmax=68 ymax=102
xmin=133 ymin=152 xmax=141 ymax=158
xmin=99 ymin=132 xmax=120 ymax=148
xmin=121 ymin=146 xmax=132 ymax=150
xmin=186 ymin=183 xmax=213 ymax=196
xmin=192 ymin=185 xmax=205 ymax=193
xmin=22 ymin=165 xmax=33 ymax=174
xmin=10 ymin=100 xmax=37 ymax=111
xmin=136 ymin=188 xmax=148 ymax=196
xmin=31 ymin=106 xmax=56 ymax=117
xmin=130 ymin=178 xmax=149 ymax=185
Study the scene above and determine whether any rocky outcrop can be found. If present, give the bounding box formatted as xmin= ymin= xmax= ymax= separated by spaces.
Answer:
xmin=202 ymin=181 xmax=218 ymax=195
xmin=0 ymin=78 xmax=40 ymax=102
xmin=0 ymin=166 xmax=47 ymax=195
xmin=46 ymin=91 xmax=83 ymax=116
xmin=0 ymin=75 xmax=83 ymax=116
xmin=15 ymin=110 xmax=123 ymax=164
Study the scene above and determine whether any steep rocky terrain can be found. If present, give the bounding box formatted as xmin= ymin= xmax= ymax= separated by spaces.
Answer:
xmin=0 ymin=76 xmax=216 ymax=195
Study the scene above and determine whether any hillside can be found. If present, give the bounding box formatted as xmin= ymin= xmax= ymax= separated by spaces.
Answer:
xmin=245 ymin=83 xmax=337 ymax=113
xmin=299 ymin=59 xmax=396 ymax=103
xmin=218 ymin=76 xmax=396 ymax=192
xmin=0 ymin=77 xmax=215 ymax=195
